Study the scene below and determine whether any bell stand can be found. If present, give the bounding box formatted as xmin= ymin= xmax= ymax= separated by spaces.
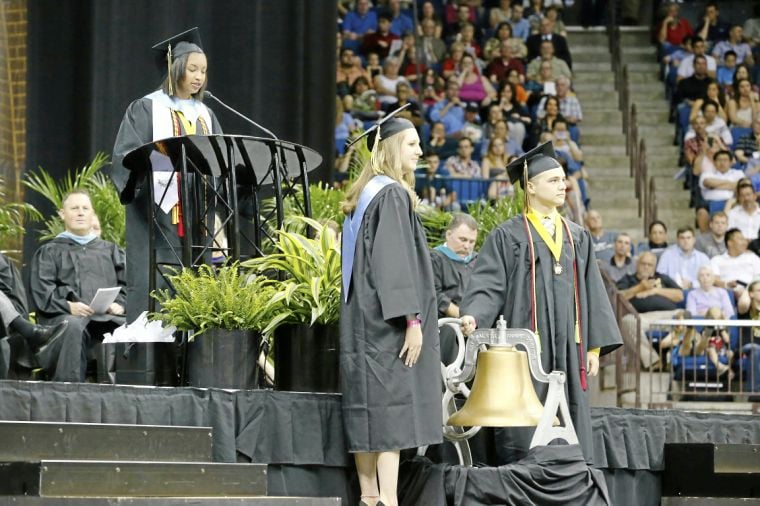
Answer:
xmin=424 ymin=316 xmax=579 ymax=466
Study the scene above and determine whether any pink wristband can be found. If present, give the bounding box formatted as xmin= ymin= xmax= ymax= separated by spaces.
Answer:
xmin=406 ymin=319 xmax=421 ymax=328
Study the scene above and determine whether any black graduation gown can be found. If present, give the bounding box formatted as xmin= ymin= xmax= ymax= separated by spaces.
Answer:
xmin=340 ymin=184 xmax=443 ymax=453
xmin=460 ymin=216 xmax=622 ymax=463
xmin=110 ymin=96 xmax=222 ymax=322
xmin=430 ymin=248 xmax=477 ymax=365
xmin=30 ymin=237 xmax=127 ymax=381
xmin=0 ymin=253 xmax=28 ymax=378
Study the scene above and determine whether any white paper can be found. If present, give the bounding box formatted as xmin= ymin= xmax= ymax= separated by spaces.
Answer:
xmin=89 ymin=287 xmax=122 ymax=315
xmin=102 ymin=311 xmax=176 ymax=343
xmin=150 ymin=151 xmax=179 ymax=213
xmin=543 ymin=81 xmax=557 ymax=96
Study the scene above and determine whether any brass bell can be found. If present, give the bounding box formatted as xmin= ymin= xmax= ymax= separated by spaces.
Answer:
xmin=447 ymin=346 xmax=548 ymax=427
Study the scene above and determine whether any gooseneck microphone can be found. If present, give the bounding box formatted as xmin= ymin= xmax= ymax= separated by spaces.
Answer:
xmin=203 ymin=90 xmax=278 ymax=140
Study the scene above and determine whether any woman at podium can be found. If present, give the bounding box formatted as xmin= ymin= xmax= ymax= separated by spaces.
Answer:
xmin=111 ymin=27 xmax=222 ymax=323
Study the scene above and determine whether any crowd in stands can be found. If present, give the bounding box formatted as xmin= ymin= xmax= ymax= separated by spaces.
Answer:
xmin=335 ymin=0 xmax=589 ymax=218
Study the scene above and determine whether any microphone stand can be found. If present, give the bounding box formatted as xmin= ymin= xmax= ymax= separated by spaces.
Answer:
xmin=203 ymin=90 xmax=279 ymax=140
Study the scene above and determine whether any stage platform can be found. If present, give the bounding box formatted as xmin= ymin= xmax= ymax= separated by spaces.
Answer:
xmin=1 ymin=380 xmax=759 ymax=505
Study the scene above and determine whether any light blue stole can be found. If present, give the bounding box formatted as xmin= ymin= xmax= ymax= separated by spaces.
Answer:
xmin=341 ymin=175 xmax=396 ymax=302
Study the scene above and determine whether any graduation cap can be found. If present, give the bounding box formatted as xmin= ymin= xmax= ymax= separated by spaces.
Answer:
xmin=151 ymin=27 xmax=204 ymax=94
xmin=506 ymin=141 xmax=562 ymax=189
xmin=346 ymin=103 xmax=415 ymax=150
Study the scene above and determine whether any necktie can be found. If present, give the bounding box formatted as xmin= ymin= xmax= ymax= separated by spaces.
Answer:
xmin=542 ymin=216 xmax=555 ymax=237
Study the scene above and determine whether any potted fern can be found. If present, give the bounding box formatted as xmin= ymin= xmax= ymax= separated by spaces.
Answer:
xmin=151 ymin=262 xmax=275 ymax=389
xmin=243 ymin=217 xmax=341 ymax=393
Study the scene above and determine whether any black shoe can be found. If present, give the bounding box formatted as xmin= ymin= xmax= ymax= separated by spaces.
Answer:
xmin=29 ymin=320 xmax=68 ymax=351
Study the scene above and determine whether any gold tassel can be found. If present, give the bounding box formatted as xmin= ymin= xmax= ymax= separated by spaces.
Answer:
xmin=167 ymin=44 xmax=173 ymax=96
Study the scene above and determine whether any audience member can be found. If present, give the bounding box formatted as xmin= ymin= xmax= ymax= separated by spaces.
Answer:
xmin=716 ymin=51 xmax=737 ymax=89
xmin=425 ymin=121 xmax=459 ymax=159
xmin=696 ymin=211 xmax=728 ymax=258
xmin=526 ymin=40 xmax=572 ymax=82
xmin=373 ymin=56 xmax=408 ymax=105
xmin=699 ymin=149 xmax=744 ymax=208
xmin=342 ymin=0 xmax=378 ymax=52
xmin=526 ymin=17 xmax=572 ymax=68
xmin=444 ymin=137 xmax=483 ymax=178
xmin=457 ymin=22 xmax=483 ymax=59
xmin=638 ymin=220 xmax=670 ymax=259
xmin=337 ymin=48 xmax=370 ymax=97
xmin=656 ymin=226 xmax=710 ymax=289
xmin=684 ymin=99 xmax=732 ymax=146
xmin=30 ymin=190 xmax=126 ymax=383
xmin=430 ymin=80 xmax=466 ymax=137
xmin=417 ymin=18 xmax=447 ymax=66
xmin=685 ymin=266 xmax=734 ymax=317
xmin=484 ymin=22 xmax=528 ymax=62
xmin=728 ymin=79 xmax=760 ymax=129
xmin=456 ymin=54 xmax=497 ymax=107
xmin=417 ymin=1 xmax=443 ymax=40
xmin=533 ymin=95 xmax=566 ymax=141
xmin=488 ymin=0 xmax=513 ymax=30
xmin=676 ymin=36 xmax=717 ymax=82
xmin=485 ymin=40 xmax=526 ymax=83
xmin=585 ymin=210 xmax=617 ymax=262
xmin=657 ymin=2 xmax=694 ymax=54
xmin=698 ymin=306 xmax=734 ymax=378
xmin=710 ymin=228 xmax=760 ymax=297
xmin=537 ymin=76 xmax=582 ymax=128
xmin=385 ymin=0 xmax=413 ymax=37
xmin=345 ymin=76 xmax=383 ymax=122
xmin=481 ymin=137 xmax=510 ymax=178
xmin=509 ymin=3 xmax=531 ymax=41
xmin=496 ymin=84 xmax=530 ymax=147
xmin=601 ymin=233 xmax=637 ymax=282
xmin=695 ymin=1 xmax=730 ymax=49
xmin=689 ymin=81 xmax=728 ymax=125
xmin=734 ymin=114 xmax=760 ymax=166
xmin=712 ymin=25 xmax=755 ymax=66
xmin=362 ymin=13 xmax=400 ymax=60
xmin=442 ymin=41 xmax=466 ymax=80
xmin=728 ymin=182 xmax=760 ymax=240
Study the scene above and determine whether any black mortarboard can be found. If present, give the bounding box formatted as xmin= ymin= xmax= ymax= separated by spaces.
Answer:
xmin=151 ymin=27 xmax=204 ymax=75
xmin=346 ymin=103 xmax=415 ymax=149
xmin=506 ymin=141 xmax=562 ymax=188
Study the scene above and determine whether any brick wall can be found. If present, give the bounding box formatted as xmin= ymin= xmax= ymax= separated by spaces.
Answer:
xmin=0 ymin=0 xmax=26 ymax=200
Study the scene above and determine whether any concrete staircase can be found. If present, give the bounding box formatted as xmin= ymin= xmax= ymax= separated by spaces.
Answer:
xmin=567 ymin=26 xmax=694 ymax=244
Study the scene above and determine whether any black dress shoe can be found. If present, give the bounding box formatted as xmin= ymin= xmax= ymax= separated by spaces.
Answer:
xmin=29 ymin=320 xmax=69 ymax=350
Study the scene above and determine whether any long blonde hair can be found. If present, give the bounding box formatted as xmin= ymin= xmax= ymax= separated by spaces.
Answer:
xmin=342 ymin=131 xmax=417 ymax=215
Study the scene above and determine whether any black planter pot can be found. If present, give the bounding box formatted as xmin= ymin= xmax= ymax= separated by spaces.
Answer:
xmin=274 ymin=324 xmax=340 ymax=393
xmin=186 ymin=328 xmax=259 ymax=389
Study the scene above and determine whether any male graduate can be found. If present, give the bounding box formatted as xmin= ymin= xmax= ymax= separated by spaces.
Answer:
xmin=460 ymin=142 xmax=622 ymax=464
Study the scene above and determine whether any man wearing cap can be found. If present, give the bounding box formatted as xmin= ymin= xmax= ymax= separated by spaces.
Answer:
xmin=459 ymin=142 xmax=622 ymax=464
xmin=111 ymin=28 xmax=222 ymax=324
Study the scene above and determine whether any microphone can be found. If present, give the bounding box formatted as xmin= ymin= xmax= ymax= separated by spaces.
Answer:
xmin=203 ymin=90 xmax=278 ymax=140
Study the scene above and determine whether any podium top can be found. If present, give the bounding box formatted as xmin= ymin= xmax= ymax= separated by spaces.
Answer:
xmin=122 ymin=134 xmax=323 ymax=185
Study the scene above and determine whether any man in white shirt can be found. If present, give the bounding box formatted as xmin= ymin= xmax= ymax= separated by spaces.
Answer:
xmin=677 ymin=36 xmax=717 ymax=81
xmin=683 ymin=100 xmax=733 ymax=147
xmin=710 ymin=228 xmax=760 ymax=297
xmin=699 ymin=149 xmax=744 ymax=203
xmin=656 ymin=226 xmax=710 ymax=289
xmin=728 ymin=182 xmax=760 ymax=240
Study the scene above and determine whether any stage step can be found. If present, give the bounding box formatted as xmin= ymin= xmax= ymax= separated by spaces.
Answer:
xmin=0 ymin=499 xmax=340 ymax=506
xmin=0 ymin=421 xmax=212 ymax=463
xmin=662 ymin=444 xmax=760 ymax=499
xmin=0 ymin=461 xmax=267 ymax=498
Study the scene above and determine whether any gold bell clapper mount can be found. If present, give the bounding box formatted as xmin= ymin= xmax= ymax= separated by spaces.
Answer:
xmin=440 ymin=316 xmax=579 ymax=466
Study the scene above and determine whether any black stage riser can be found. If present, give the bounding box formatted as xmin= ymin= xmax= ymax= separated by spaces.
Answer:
xmin=0 ymin=498 xmax=340 ymax=506
xmin=662 ymin=444 xmax=760 ymax=498
xmin=0 ymin=461 xmax=267 ymax=497
xmin=662 ymin=499 xmax=760 ymax=505
xmin=0 ymin=422 xmax=212 ymax=463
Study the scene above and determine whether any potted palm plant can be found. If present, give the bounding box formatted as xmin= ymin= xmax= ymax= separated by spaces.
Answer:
xmin=243 ymin=217 xmax=341 ymax=393
xmin=151 ymin=261 xmax=276 ymax=389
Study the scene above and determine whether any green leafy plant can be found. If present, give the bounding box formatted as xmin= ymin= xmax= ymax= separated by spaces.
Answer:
xmin=466 ymin=189 xmax=524 ymax=250
xmin=150 ymin=261 xmax=276 ymax=337
xmin=242 ymin=217 xmax=341 ymax=337
xmin=0 ymin=177 xmax=42 ymax=247
xmin=23 ymin=152 xmax=126 ymax=247
xmin=415 ymin=203 xmax=453 ymax=249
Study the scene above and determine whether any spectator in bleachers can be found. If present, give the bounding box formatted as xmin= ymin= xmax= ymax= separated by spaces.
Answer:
xmin=496 ymin=84 xmax=530 ymax=147
xmin=383 ymin=82 xmax=423 ymax=128
xmin=421 ymin=68 xmax=446 ymax=107
xmin=386 ymin=0 xmax=413 ymax=37
xmin=695 ymin=210 xmax=728 ymax=258
xmin=551 ymin=119 xmax=583 ymax=171
xmin=482 ymin=119 xmax=523 ymax=159
xmin=337 ymin=47 xmax=371 ymax=98
xmin=488 ymin=0 xmax=512 ymax=30
xmin=342 ymin=0 xmax=378 ymax=52
xmin=656 ymin=226 xmax=710 ymax=289
xmin=417 ymin=18 xmax=447 ymax=66
xmin=543 ymin=6 xmax=567 ymax=38
xmin=700 ymin=306 xmax=735 ymax=378
xmin=533 ymin=95 xmax=565 ymax=141
xmin=417 ymin=1 xmax=443 ymax=40
xmin=425 ymin=121 xmax=459 ymax=159
xmin=461 ymin=102 xmax=484 ymax=146
xmin=744 ymin=5 xmax=760 ymax=46
xmin=537 ymin=76 xmax=582 ymax=130
xmin=710 ymin=228 xmax=760 ymax=298
xmin=695 ymin=2 xmax=730 ymax=50
xmin=716 ymin=50 xmax=737 ymax=89
xmin=585 ymin=209 xmax=617 ymax=263
xmin=728 ymin=64 xmax=759 ymax=100
xmin=485 ymin=40 xmax=525 ymax=83
xmin=525 ymin=0 xmax=545 ymax=30
xmin=509 ymin=3 xmax=531 ymax=41
xmin=374 ymin=57 xmax=409 ymax=106
xmin=658 ymin=309 xmax=698 ymax=355
xmin=728 ymin=79 xmax=760 ymax=129
xmin=481 ymin=136 xmax=510 ymax=179
xmin=527 ymin=18 xmax=572 ymax=69
xmin=689 ymin=81 xmax=728 ymax=124
xmin=483 ymin=23 xmax=524 ymax=63
xmin=676 ymin=36 xmax=717 ymax=82
xmin=336 ymin=96 xmax=358 ymax=155
xmin=456 ymin=54 xmax=497 ymax=107
xmin=417 ymin=152 xmax=457 ymax=209
xmin=444 ymin=3 xmax=478 ymax=42
xmin=444 ymin=136 xmax=483 ymax=178
xmin=675 ymin=57 xmax=712 ymax=118
xmin=362 ymin=13 xmax=400 ymax=60
xmin=684 ymin=99 xmax=732 ymax=147
xmin=365 ymin=51 xmax=382 ymax=81
xmin=735 ymin=114 xmax=760 ymax=166
xmin=442 ymin=41 xmax=466 ymax=79
xmin=526 ymin=40 xmax=572 ymax=82
xmin=458 ymin=22 xmax=483 ymax=60
xmin=687 ymin=117 xmax=729 ymax=229
xmin=657 ymin=2 xmax=694 ymax=55
xmin=430 ymin=79 xmax=466 ymax=137
xmin=600 ymin=232 xmax=637 ymax=282
xmin=727 ymin=182 xmax=760 ymax=241
xmin=638 ymin=220 xmax=670 ymax=259
xmin=345 ymin=76 xmax=383 ymax=122
xmin=700 ymin=149 xmax=745 ymax=209
xmin=686 ymin=266 xmax=734 ymax=317
xmin=396 ymin=44 xmax=426 ymax=88
xmin=712 ymin=25 xmax=755 ymax=67
xmin=506 ymin=68 xmax=530 ymax=104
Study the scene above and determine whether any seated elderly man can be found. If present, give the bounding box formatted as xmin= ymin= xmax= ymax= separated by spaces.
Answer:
xmin=30 ymin=190 xmax=126 ymax=382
